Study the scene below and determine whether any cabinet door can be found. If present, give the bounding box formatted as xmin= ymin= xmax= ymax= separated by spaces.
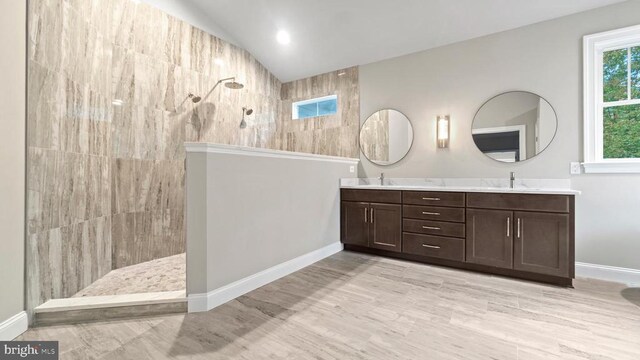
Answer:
xmin=341 ymin=202 xmax=369 ymax=247
xmin=466 ymin=209 xmax=513 ymax=268
xmin=514 ymin=212 xmax=570 ymax=277
xmin=369 ymin=203 xmax=402 ymax=252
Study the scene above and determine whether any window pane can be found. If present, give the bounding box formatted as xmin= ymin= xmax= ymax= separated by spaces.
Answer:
xmin=292 ymin=95 xmax=338 ymax=120
xmin=297 ymin=103 xmax=317 ymax=119
xmin=317 ymin=99 xmax=337 ymax=116
xmin=603 ymin=48 xmax=628 ymax=102
xmin=603 ymin=104 xmax=640 ymax=159
xmin=632 ymin=46 xmax=640 ymax=99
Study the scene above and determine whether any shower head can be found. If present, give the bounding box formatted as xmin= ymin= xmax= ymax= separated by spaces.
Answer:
xmin=225 ymin=81 xmax=244 ymax=90
xmin=240 ymin=107 xmax=253 ymax=129
xmin=187 ymin=93 xmax=202 ymax=103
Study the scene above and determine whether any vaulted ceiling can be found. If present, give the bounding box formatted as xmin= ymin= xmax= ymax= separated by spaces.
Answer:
xmin=178 ymin=0 xmax=626 ymax=82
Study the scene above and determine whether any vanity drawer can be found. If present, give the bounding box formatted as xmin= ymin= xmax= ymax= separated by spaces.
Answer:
xmin=403 ymin=219 xmax=465 ymax=238
xmin=341 ymin=189 xmax=402 ymax=204
xmin=403 ymin=205 xmax=465 ymax=223
xmin=403 ymin=191 xmax=465 ymax=207
xmin=403 ymin=233 xmax=464 ymax=261
xmin=466 ymin=193 xmax=570 ymax=213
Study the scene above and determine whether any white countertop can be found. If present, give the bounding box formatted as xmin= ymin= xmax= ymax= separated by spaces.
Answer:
xmin=340 ymin=178 xmax=581 ymax=195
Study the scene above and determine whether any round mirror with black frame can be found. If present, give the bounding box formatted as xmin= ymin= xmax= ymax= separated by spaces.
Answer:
xmin=359 ymin=109 xmax=414 ymax=166
xmin=472 ymin=91 xmax=558 ymax=163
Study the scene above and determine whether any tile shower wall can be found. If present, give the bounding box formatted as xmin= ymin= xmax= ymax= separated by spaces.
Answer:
xmin=27 ymin=0 xmax=359 ymax=311
xmin=280 ymin=67 xmax=360 ymax=158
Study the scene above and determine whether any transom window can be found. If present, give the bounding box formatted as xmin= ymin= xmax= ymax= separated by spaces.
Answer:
xmin=292 ymin=95 xmax=337 ymax=120
xmin=584 ymin=25 xmax=640 ymax=173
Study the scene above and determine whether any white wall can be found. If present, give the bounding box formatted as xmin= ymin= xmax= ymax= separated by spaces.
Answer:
xmin=186 ymin=144 xmax=356 ymax=311
xmin=0 ymin=0 xmax=26 ymax=338
xmin=359 ymin=1 xmax=640 ymax=271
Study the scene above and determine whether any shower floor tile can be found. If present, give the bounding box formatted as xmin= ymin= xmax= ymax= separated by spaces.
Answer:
xmin=73 ymin=253 xmax=186 ymax=297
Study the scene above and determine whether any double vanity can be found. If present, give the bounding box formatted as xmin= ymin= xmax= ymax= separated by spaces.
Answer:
xmin=340 ymin=180 xmax=579 ymax=286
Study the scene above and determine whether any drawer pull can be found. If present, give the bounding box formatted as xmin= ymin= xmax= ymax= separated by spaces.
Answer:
xmin=422 ymin=197 xmax=441 ymax=201
xmin=422 ymin=212 xmax=441 ymax=216
xmin=422 ymin=244 xmax=441 ymax=249
xmin=422 ymin=226 xmax=441 ymax=230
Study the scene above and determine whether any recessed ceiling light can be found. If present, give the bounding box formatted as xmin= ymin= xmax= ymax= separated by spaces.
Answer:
xmin=276 ymin=30 xmax=290 ymax=45
xmin=214 ymin=58 xmax=224 ymax=66
xmin=131 ymin=0 xmax=140 ymax=4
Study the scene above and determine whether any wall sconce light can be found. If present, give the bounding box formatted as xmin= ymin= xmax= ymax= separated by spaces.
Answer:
xmin=437 ymin=115 xmax=450 ymax=148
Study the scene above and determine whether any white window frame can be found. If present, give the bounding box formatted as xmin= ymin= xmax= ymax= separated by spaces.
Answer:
xmin=292 ymin=94 xmax=337 ymax=120
xmin=583 ymin=24 xmax=640 ymax=173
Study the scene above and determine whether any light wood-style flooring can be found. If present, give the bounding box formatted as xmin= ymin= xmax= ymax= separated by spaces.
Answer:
xmin=18 ymin=251 xmax=640 ymax=359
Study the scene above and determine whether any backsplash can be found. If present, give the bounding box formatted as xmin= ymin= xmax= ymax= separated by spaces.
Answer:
xmin=26 ymin=0 xmax=359 ymax=313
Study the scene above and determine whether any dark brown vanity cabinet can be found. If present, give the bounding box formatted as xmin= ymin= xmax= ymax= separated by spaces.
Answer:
xmin=466 ymin=209 xmax=513 ymax=269
xmin=340 ymin=190 xmax=402 ymax=252
xmin=513 ymin=211 xmax=570 ymax=277
xmin=341 ymin=202 xmax=370 ymax=247
xmin=341 ymin=189 xmax=575 ymax=286
xmin=466 ymin=193 xmax=573 ymax=278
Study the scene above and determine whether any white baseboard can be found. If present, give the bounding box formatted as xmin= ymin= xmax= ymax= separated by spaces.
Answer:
xmin=188 ymin=242 xmax=343 ymax=312
xmin=0 ymin=311 xmax=28 ymax=341
xmin=576 ymin=262 xmax=640 ymax=286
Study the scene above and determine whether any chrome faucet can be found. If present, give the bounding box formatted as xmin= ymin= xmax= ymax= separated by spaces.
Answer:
xmin=379 ymin=172 xmax=385 ymax=186
xmin=510 ymin=172 xmax=515 ymax=189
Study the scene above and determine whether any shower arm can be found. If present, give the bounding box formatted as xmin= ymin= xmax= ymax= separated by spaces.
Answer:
xmin=201 ymin=77 xmax=237 ymax=103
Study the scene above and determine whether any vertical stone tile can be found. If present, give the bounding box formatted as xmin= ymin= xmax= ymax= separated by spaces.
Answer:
xmin=112 ymin=46 xmax=135 ymax=106
xmin=27 ymin=148 xmax=59 ymax=235
xmin=111 ymin=158 xmax=135 ymax=214
xmin=97 ymin=216 xmax=113 ymax=279
xmin=164 ymin=15 xmax=185 ymax=66
xmin=28 ymin=0 xmax=65 ymax=71
xmin=189 ymin=27 xmax=212 ymax=77
xmin=27 ymin=61 xmax=64 ymax=150
xmin=111 ymin=104 xmax=135 ymax=159
xmin=133 ymin=211 xmax=152 ymax=265
xmin=110 ymin=0 xmax=136 ymax=48
xmin=133 ymin=3 xmax=168 ymax=58
xmin=162 ymin=110 xmax=186 ymax=160
xmin=134 ymin=160 xmax=154 ymax=213
xmin=134 ymin=53 xmax=169 ymax=110
xmin=111 ymin=212 xmax=134 ymax=269
xmin=60 ymin=221 xmax=81 ymax=297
